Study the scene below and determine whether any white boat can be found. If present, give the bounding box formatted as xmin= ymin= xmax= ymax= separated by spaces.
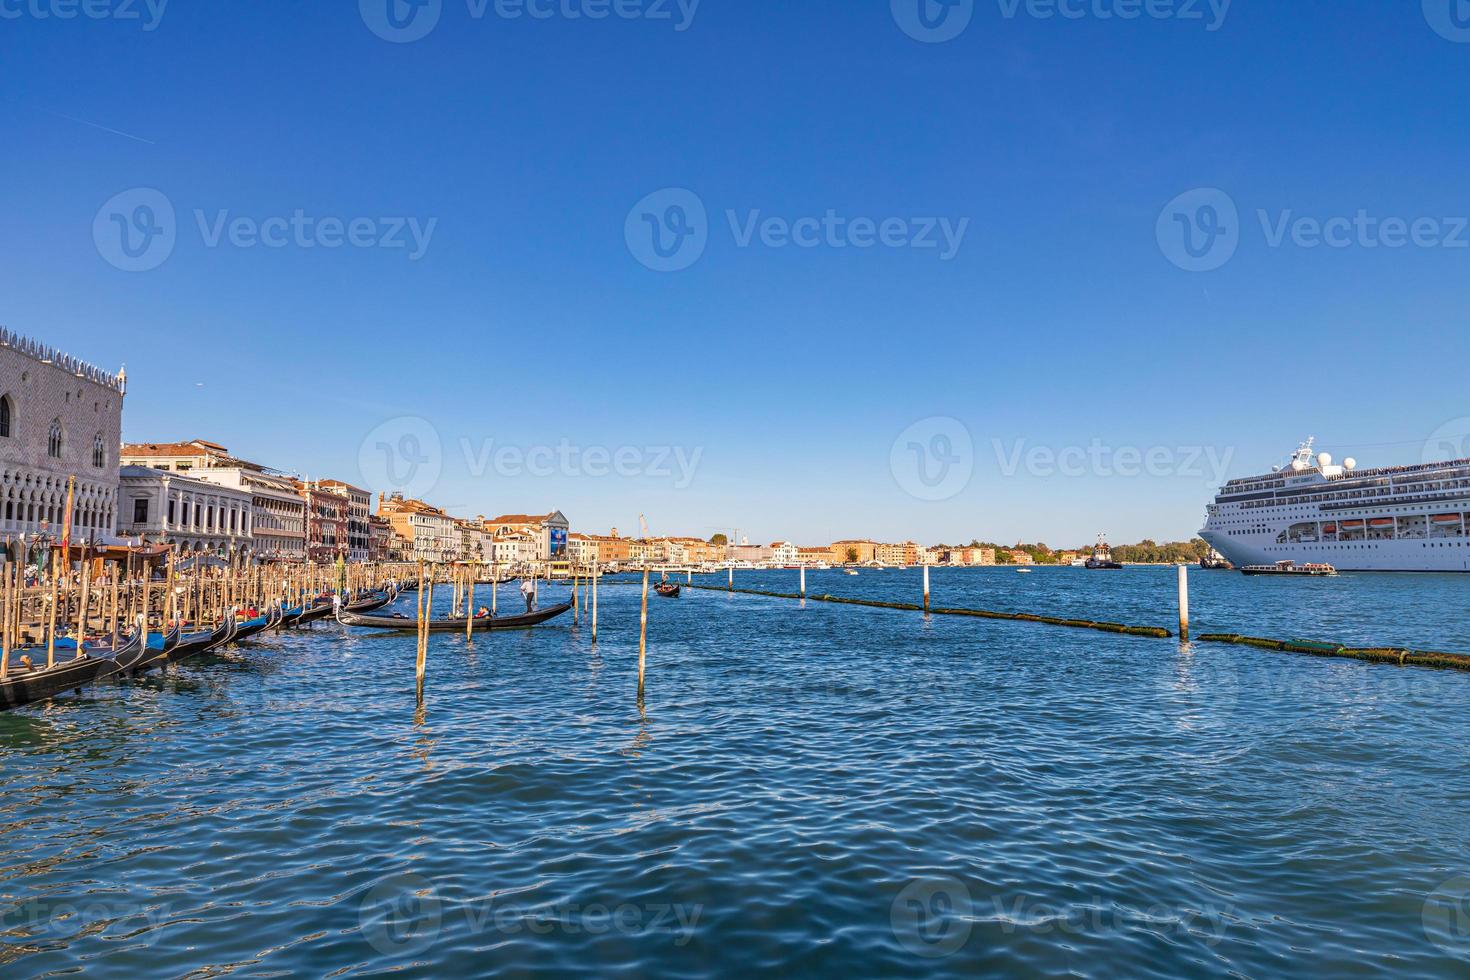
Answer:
xmin=1201 ymin=437 xmax=1470 ymax=572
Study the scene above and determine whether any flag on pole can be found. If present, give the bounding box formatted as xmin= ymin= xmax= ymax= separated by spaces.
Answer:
xmin=60 ymin=476 xmax=76 ymax=558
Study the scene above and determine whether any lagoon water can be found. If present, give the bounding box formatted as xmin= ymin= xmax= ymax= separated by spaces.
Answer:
xmin=2 ymin=567 xmax=1469 ymax=977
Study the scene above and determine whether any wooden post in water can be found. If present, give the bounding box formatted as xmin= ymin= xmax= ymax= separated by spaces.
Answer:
xmin=1177 ymin=564 xmax=1190 ymax=642
xmin=923 ymin=564 xmax=930 ymax=614
xmin=800 ymin=566 xmax=806 ymax=598
xmin=591 ymin=565 xmax=598 ymax=642
xmin=491 ymin=561 xmax=498 ymax=617
xmin=45 ymin=558 xmax=60 ymax=669
xmin=2 ymin=562 xmax=11 ymax=679
xmin=466 ymin=566 xmax=476 ymax=641
xmin=637 ymin=568 xmax=649 ymax=698
xmin=415 ymin=562 xmax=428 ymax=693
xmin=74 ymin=557 xmax=91 ymax=655
xmin=728 ymin=566 xmax=733 ymax=591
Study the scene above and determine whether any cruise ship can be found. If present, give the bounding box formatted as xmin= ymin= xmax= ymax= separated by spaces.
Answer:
xmin=1200 ymin=438 xmax=1470 ymax=573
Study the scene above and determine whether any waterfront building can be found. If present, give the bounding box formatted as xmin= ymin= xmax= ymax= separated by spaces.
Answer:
xmin=726 ymin=539 xmax=771 ymax=565
xmin=595 ymin=532 xmax=633 ymax=566
xmin=797 ymin=546 xmax=832 ymax=565
xmin=768 ymin=542 xmax=799 ymax=565
xmin=120 ymin=439 xmax=308 ymax=563
xmin=118 ymin=465 xmax=254 ymax=557
xmin=296 ymin=481 xmax=350 ymax=562
xmin=0 ymin=330 xmax=125 ymax=545
xmin=318 ymin=480 xmax=371 ymax=562
xmin=491 ymin=531 xmax=539 ymax=567
xmin=830 ymin=540 xmax=878 ymax=564
xmin=1004 ymin=549 xmax=1035 ymax=565
xmin=377 ymin=493 xmax=455 ymax=563
xmin=368 ymin=514 xmax=392 ymax=562
xmin=568 ymin=532 xmax=599 ymax=567
xmin=483 ymin=511 xmax=571 ymax=560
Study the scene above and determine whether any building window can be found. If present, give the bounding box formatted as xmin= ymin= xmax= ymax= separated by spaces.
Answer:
xmin=133 ymin=498 xmax=149 ymax=525
xmin=168 ymin=500 xmax=176 ymax=525
xmin=48 ymin=420 xmax=63 ymax=459
xmin=93 ymin=434 xmax=106 ymax=468
xmin=0 ymin=396 xmax=11 ymax=438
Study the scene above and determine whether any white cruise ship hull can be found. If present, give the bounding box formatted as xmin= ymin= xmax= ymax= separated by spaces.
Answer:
xmin=1199 ymin=531 xmax=1470 ymax=573
xmin=1201 ymin=443 xmax=1470 ymax=573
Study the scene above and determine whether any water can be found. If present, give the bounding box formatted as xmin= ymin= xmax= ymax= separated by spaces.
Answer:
xmin=2 ymin=568 xmax=1468 ymax=977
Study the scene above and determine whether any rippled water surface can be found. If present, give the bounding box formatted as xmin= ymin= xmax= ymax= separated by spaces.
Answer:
xmin=3 ymin=567 xmax=1469 ymax=977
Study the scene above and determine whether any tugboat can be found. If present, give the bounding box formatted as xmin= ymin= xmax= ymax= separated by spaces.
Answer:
xmin=1085 ymin=535 xmax=1124 ymax=570
xmin=1240 ymin=560 xmax=1338 ymax=577
xmin=1200 ymin=549 xmax=1233 ymax=571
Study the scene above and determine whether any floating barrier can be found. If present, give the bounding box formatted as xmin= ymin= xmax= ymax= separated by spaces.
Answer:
xmin=684 ymin=584 xmax=1173 ymax=639
xmin=1196 ymin=634 xmax=1470 ymax=672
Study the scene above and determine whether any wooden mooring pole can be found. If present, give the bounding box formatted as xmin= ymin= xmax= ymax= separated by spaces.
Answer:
xmin=415 ymin=562 xmax=428 ymax=695
xmin=637 ymin=568 xmax=649 ymax=698
xmin=1177 ymin=564 xmax=1190 ymax=642
xmin=592 ymin=565 xmax=599 ymax=642
xmin=923 ymin=564 xmax=930 ymax=614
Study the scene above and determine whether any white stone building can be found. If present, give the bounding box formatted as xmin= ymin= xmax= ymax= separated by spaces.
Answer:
xmin=118 ymin=465 xmax=254 ymax=557
xmin=0 ymin=329 xmax=125 ymax=545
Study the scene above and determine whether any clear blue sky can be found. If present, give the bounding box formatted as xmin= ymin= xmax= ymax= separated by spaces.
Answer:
xmin=4 ymin=1 xmax=1468 ymax=547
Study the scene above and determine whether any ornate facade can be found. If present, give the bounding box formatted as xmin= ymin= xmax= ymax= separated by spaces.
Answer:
xmin=117 ymin=465 xmax=254 ymax=556
xmin=0 ymin=330 xmax=125 ymax=544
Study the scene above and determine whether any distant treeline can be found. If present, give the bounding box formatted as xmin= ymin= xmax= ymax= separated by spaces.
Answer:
xmin=949 ymin=539 xmax=1213 ymax=565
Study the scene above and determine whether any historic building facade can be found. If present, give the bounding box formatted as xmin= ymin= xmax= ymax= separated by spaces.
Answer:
xmin=0 ymin=330 xmax=126 ymax=545
xmin=377 ymin=493 xmax=454 ymax=563
xmin=319 ymin=480 xmax=371 ymax=562
xmin=117 ymin=465 xmax=254 ymax=556
xmin=297 ymin=481 xmax=350 ymax=562
xmin=121 ymin=440 xmax=307 ymax=562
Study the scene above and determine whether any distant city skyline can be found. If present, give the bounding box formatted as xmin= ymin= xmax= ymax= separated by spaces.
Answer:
xmin=6 ymin=1 xmax=1468 ymax=546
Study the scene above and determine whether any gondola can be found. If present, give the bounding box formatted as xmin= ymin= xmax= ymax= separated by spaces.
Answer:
xmin=335 ymin=601 xmax=573 ymax=632
xmin=167 ymin=617 xmax=237 ymax=664
xmin=294 ymin=598 xmax=336 ymax=626
xmin=93 ymin=631 xmax=151 ymax=679
xmin=1 ymin=631 xmax=145 ymax=711
xmin=654 ymin=583 xmax=681 ymax=598
xmin=344 ymin=590 xmax=394 ymax=613
xmin=231 ymin=606 xmax=284 ymax=644
xmin=134 ymin=624 xmax=183 ymax=672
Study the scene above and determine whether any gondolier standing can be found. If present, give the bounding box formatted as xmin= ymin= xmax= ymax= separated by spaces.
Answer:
xmin=520 ymin=577 xmax=536 ymax=613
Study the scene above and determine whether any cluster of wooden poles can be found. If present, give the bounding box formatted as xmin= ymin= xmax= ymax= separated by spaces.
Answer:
xmin=0 ymin=555 xmax=414 ymax=679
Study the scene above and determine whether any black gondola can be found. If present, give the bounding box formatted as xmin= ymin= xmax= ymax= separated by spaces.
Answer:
xmin=229 ymin=606 xmax=284 ymax=645
xmin=345 ymin=590 xmax=395 ymax=613
xmin=654 ymin=583 xmax=681 ymax=598
xmin=168 ymin=618 xmax=237 ymax=663
xmin=134 ymin=624 xmax=183 ymax=672
xmin=1 ymin=631 xmax=145 ymax=712
xmin=336 ymin=601 xmax=573 ymax=632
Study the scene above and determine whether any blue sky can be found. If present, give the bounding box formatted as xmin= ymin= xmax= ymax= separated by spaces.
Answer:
xmin=4 ymin=0 xmax=1468 ymax=547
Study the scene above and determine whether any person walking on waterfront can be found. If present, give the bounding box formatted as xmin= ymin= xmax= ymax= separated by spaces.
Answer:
xmin=520 ymin=578 xmax=535 ymax=613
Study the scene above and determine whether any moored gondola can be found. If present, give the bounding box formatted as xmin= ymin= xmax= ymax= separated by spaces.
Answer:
xmin=168 ymin=617 xmax=237 ymax=664
xmin=344 ymin=590 xmax=394 ymax=613
xmin=134 ymin=624 xmax=183 ymax=672
xmin=336 ymin=601 xmax=573 ymax=632
xmin=2 ymin=630 xmax=146 ymax=711
xmin=230 ymin=606 xmax=284 ymax=644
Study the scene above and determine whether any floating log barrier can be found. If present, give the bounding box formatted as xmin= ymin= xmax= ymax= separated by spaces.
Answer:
xmin=1195 ymin=633 xmax=1470 ymax=672
xmin=683 ymin=584 xmax=1173 ymax=639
